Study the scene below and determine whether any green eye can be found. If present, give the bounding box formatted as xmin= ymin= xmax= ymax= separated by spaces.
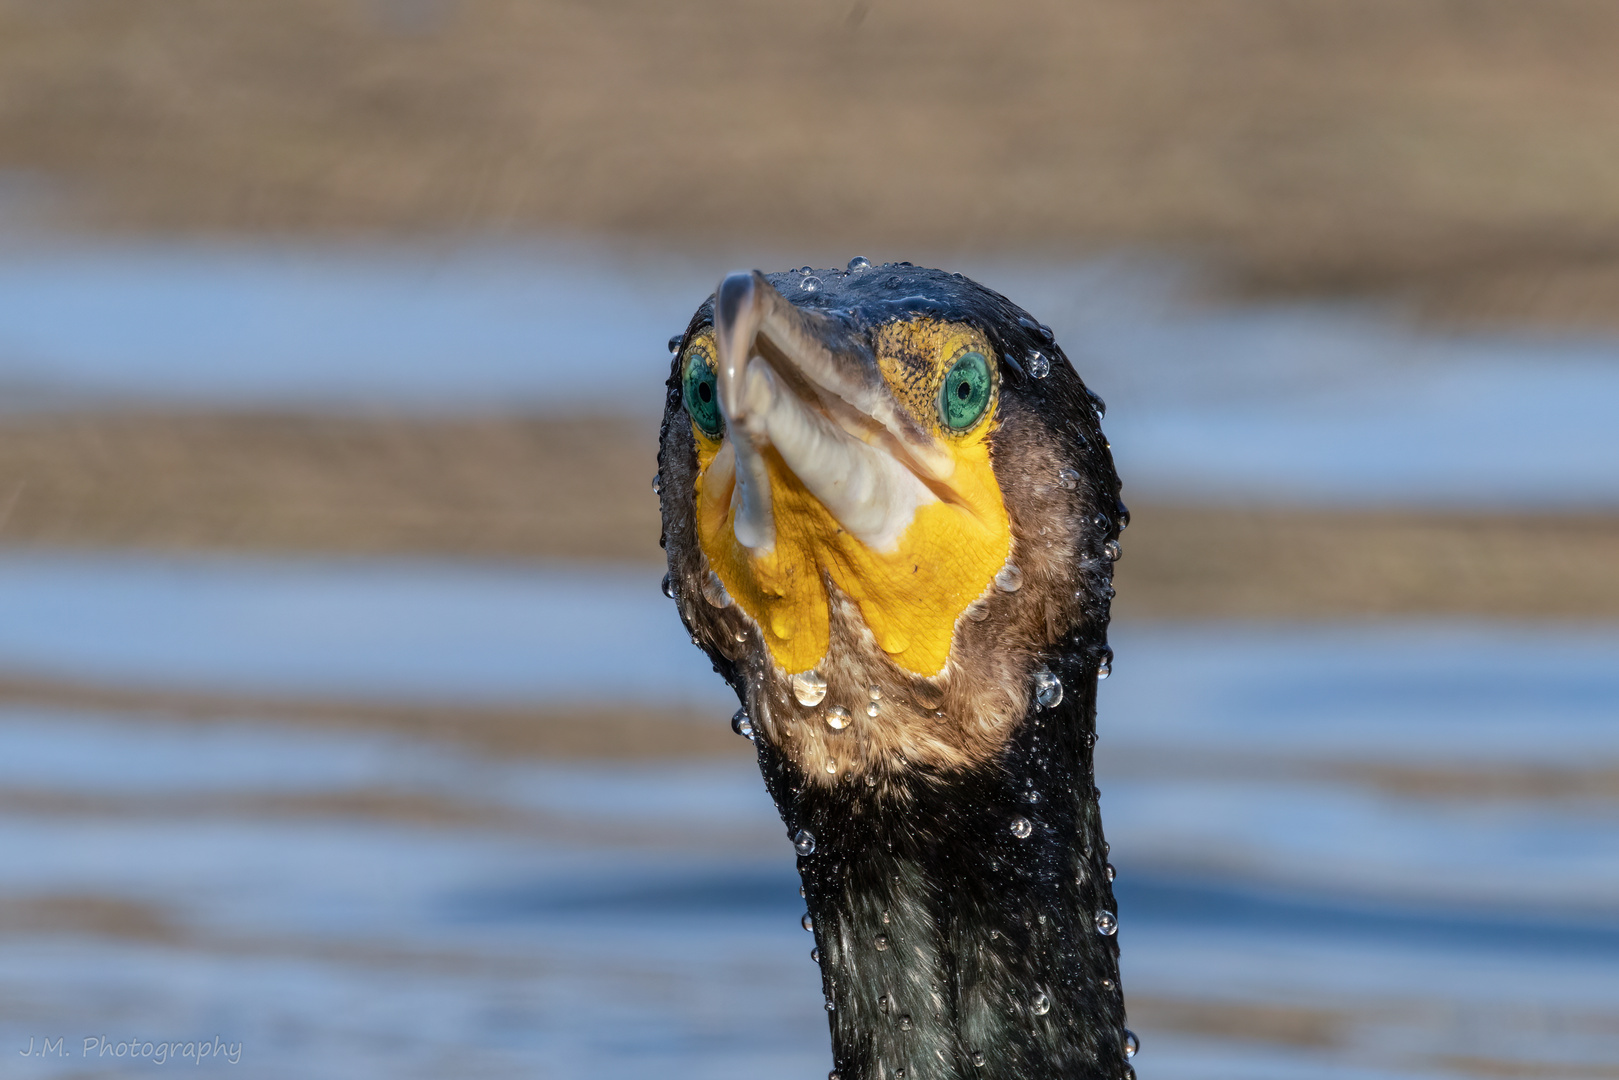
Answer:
xmin=683 ymin=349 xmax=724 ymax=438
xmin=939 ymin=351 xmax=993 ymax=431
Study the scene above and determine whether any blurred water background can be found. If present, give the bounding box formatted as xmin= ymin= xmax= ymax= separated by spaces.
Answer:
xmin=0 ymin=3 xmax=1617 ymax=1079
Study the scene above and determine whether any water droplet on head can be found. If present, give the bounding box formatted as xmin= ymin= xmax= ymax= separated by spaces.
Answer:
xmin=971 ymin=1051 xmax=986 ymax=1067
xmin=1123 ymin=1067 xmax=1136 ymax=1080
xmin=899 ymin=1015 xmax=913 ymax=1031
xmin=994 ymin=564 xmax=1023 ymax=592
xmin=965 ymin=599 xmax=990 ymax=622
xmin=794 ymin=829 xmax=817 ymax=855
xmin=829 ymin=1072 xmax=840 ymax=1080
xmin=1090 ymin=511 xmax=1110 ymax=532
xmin=1104 ymin=539 xmax=1122 ymax=562
xmin=1031 ymin=991 xmax=1051 ymax=1016
xmin=825 ymin=706 xmax=851 ymax=731
xmin=878 ymin=994 xmax=890 ymax=1012
xmin=825 ymin=998 xmax=836 ymax=1011
xmin=847 ymin=256 xmax=871 ymax=272
xmin=1106 ymin=862 xmax=1116 ymax=882
xmin=1032 ymin=667 xmax=1064 ymax=709
xmin=1057 ymin=467 xmax=1080 ymax=491
xmin=875 ymin=934 xmax=889 ymax=951
xmin=1010 ymin=816 xmax=1033 ymax=839
xmin=802 ymin=912 xmax=815 ymax=932
xmin=825 ymin=759 xmax=837 ymax=775
xmin=1026 ymin=351 xmax=1050 ymax=378
xmin=701 ymin=570 xmax=732 ymax=608
xmin=865 ymin=773 xmax=878 ymax=787
xmin=651 ymin=473 xmax=662 ymax=495
xmin=1025 ymin=789 xmax=1040 ymax=803
xmin=667 ymin=334 xmax=682 ymax=353
xmin=866 ymin=701 xmax=880 ymax=718
xmin=792 ymin=670 xmax=829 ymax=706
xmin=1095 ymin=910 xmax=1118 ymax=935
xmin=661 ymin=574 xmax=676 ymax=599
xmin=867 ymin=685 xmax=882 ymax=701
xmin=1098 ymin=648 xmax=1113 ymax=680
xmin=800 ymin=276 xmax=823 ymax=292
xmin=731 ymin=709 xmax=755 ymax=740
xmin=1124 ymin=1029 xmax=1139 ymax=1058
xmin=811 ymin=947 xmax=820 ymax=962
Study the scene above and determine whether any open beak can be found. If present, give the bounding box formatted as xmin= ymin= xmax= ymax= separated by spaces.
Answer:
xmin=709 ymin=271 xmax=955 ymax=554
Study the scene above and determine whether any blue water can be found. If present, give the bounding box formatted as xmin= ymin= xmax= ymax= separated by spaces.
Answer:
xmin=0 ymin=557 xmax=1614 ymax=1078
xmin=1 ymin=243 xmax=1618 ymax=505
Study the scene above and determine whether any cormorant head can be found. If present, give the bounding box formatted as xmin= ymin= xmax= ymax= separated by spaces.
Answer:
xmin=659 ymin=262 xmax=1122 ymax=786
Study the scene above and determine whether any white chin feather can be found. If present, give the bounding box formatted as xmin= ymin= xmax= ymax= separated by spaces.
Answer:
xmin=729 ymin=358 xmax=937 ymax=554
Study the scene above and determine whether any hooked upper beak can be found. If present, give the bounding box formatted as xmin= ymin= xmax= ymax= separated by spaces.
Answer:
xmin=710 ymin=271 xmax=955 ymax=554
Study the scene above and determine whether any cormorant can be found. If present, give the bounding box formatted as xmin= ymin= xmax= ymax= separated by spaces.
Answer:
xmin=657 ymin=261 xmax=1132 ymax=1080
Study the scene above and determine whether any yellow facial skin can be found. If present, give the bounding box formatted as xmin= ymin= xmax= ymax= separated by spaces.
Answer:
xmin=689 ymin=320 xmax=1013 ymax=677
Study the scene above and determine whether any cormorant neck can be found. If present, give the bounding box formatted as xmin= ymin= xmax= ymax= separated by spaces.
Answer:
xmin=753 ymin=645 xmax=1128 ymax=1080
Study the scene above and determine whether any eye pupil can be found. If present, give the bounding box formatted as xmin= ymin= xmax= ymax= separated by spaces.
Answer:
xmin=698 ymin=381 xmax=712 ymax=403
xmin=957 ymin=380 xmax=971 ymax=400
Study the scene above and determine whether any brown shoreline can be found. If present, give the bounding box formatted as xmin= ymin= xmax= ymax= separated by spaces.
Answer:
xmin=0 ymin=410 xmax=1615 ymax=620
xmin=7 ymin=1 xmax=1619 ymax=326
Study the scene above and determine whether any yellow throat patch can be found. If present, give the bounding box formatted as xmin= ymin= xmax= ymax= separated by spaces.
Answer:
xmin=690 ymin=319 xmax=1012 ymax=677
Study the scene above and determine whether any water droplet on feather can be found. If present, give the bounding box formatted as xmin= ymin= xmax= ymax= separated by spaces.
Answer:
xmin=794 ymin=829 xmax=816 ymax=855
xmin=1057 ymin=468 xmax=1080 ymax=491
xmin=994 ymin=564 xmax=1023 ymax=592
xmin=701 ymin=571 xmax=732 ymax=608
xmin=1027 ymin=351 xmax=1050 ymax=378
xmin=1124 ymin=1029 xmax=1140 ymax=1058
xmin=825 ymin=706 xmax=851 ymax=731
xmin=1104 ymin=539 xmax=1122 ymax=562
xmin=660 ymin=574 xmax=676 ymax=599
xmin=1032 ymin=667 xmax=1063 ymax=709
xmin=800 ymin=276 xmax=823 ymax=292
xmin=651 ymin=473 xmax=662 ymax=495
xmin=1095 ymin=910 xmax=1118 ymax=935
xmin=1031 ymin=991 xmax=1051 ymax=1015
xmin=847 ymin=256 xmax=871 ymax=271
xmin=1010 ymin=817 xmax=1033 ymax=839
xmin=792 ymin=670 xmax=829 ymax=706
xmin=731 ymin=709 xmax=755 ymax=740
xmin=802 ymin=912 xmax=814 ymax=931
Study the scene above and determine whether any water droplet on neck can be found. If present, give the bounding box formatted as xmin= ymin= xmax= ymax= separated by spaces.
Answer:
xmin=651 ymin=473 xmax=662 ymax=495
xmin=701 ymin=571 xmax=732 ymax=608
xmin=1124 ymin=1029 xmax=1139 ymax=1058
xmin=825 ymin=998 xmax=836 ymax=1011
xmin=847 ymin=256 xmax=871 ymax=272
xmin=1098 ymin=648 xmax=1113 ymax=679
xmin=811 ymin=947 xmax=820 ymax=962
xmin=965 ymin=599 xmax=990 ymax=621
xmin=794 ymin=829 xmax=816 ymax=855
xmin=800 ymin=275 xmax=823 ymax=292
xmin=825 ymin=759 xmax=838 ymax=775
xmin=994 ymin=564 xmax=1023 ymax=592
xmin=1025 ymin=789 xmax=1040 ymax=803
xmin=898 ymin=1015 xmax=913 ymax=1031
xmin=1104 ymin=539 xmax=1121 ymax=562
xmin=1090 ymin=511 xmax=1110 ymax=532
xmin=1032 ymin=667 xmax=1064 ymax=709
xmin=1095 ymin=910 xmax=1118 ymax=935
xmin=1057 ymin=467 xmax=1080 ymax=491
xmin=866 ymin=701 xmax=880 ymax=718
xmin=867 ymin=685 xmax=882 ymax=701
xmin=667 ymin=334 xmax=682 ymax=353
xmin=1009 ymin=816 xmax=1033 ymax=839
xmin=878 ymin=994 xmax=890 ymax=1012
xmin=865 ymin=773 xmax=878 ymax=787
xmin=1026 ymin=351 xmax=1050 ymax=378
xmin=792 ymin=670 xmax=828 ymax=706
xmin=1106 ymin=862 xmax=1116 ymax=882
xmin=731 ymin=709 xmax=755 ymax=741
xmin=874 ymin=934 xmax=889 ymax=951
xmin=825 ymin=706 xmax=851 ymax=731
xmin=971 ymin=1051 xmax=986 ymax=1067
xmin=1031 ymin=991 xmax=1051 ymax=1016
xmin=802 ymin=912 xmax=814 ymax=932
xmin=660 ymin=574 xmax=676 ymax=599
